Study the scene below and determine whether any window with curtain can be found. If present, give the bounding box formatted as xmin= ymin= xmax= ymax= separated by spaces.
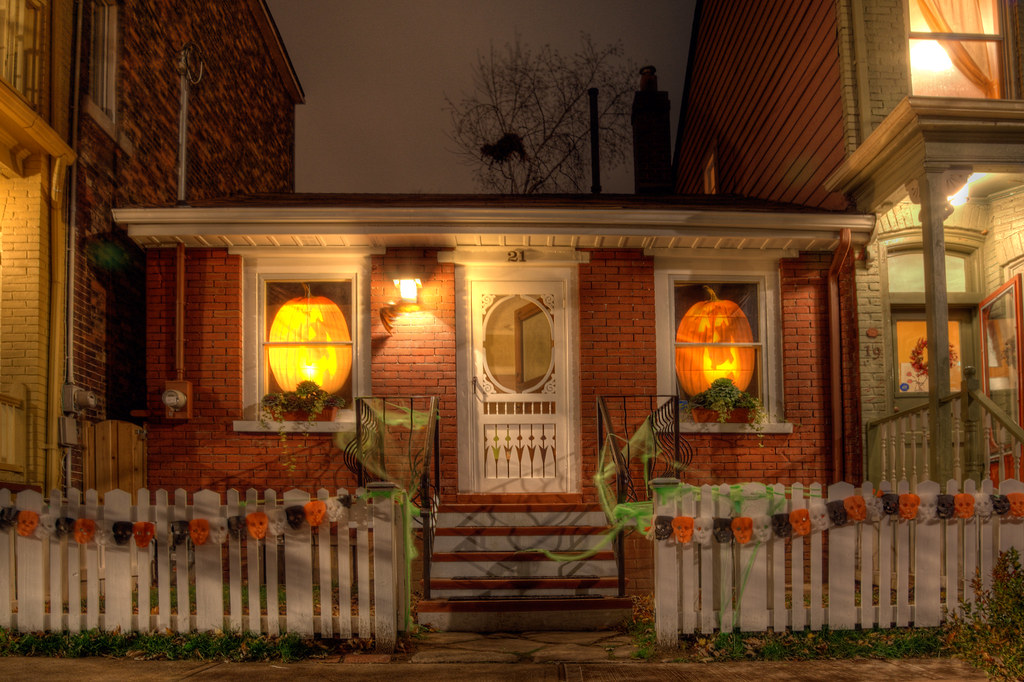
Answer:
xmin=89 ymin=0 xmax=118 ymax=120
xmin=0 ymin=0 xmax=41 ymax=105
xmin=908 ymin=0 xmax=1004 ymax=99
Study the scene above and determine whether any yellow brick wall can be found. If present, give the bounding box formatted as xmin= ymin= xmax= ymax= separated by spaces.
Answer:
xmin=0 ymin=162 xmax=52 ymax=489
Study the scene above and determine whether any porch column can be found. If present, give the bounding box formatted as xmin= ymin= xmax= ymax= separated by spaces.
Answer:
xmin=913 ymin=171 xmax=955 ymax=485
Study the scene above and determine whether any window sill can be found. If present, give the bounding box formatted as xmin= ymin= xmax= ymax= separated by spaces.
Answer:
xmin=679 ymin=422 xmax=794 ymax=435
xmin=233 ymin=414 xmax=356 ymax=434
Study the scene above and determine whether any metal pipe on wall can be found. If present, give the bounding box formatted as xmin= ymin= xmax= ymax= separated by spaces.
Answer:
xmin=828 ymin=228 xmax=853 ymax=483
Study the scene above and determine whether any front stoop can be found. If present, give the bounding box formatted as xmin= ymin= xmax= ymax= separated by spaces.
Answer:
xmin=418 ymin=502 xmax=632 ymax=631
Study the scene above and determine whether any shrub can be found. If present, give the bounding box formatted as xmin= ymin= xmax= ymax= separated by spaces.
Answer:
xmin=944 ymin=548 xmax=1024 ymax=680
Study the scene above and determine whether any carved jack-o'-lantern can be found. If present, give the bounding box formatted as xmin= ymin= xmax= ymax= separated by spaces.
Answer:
xmin=671 ymin=516 xmax=693 ymax=544
xmin=268 ymin=294 xmax=352 ymax=394
xmin=731 ymin=517 xmax=753 ymax=544
xmin=134 ymin=522 xmax=155 ymax=548
xmin=189 ymin=518 xmax=210 ymax=546
xmin=304 ymin=500 xmax=327 ymax=528
xmin=674 ymin=286 xmax=756 ymax=396
xmin=790 ymin=509 xmax=811 ymax=537
xmin=844 ymin=495 xmax=867 ymax=522
xmin=16 ymin=510 xmax=38 ymax=537
xmin=899 ymin=493 xmax=921 ymax=521
xmin=247 ymin=511 xmax=269 ymax=540
xmin=73 ymin=518 xmax=96 ymax=544
xmin=954 ymin=493 xmax=976 ymax=519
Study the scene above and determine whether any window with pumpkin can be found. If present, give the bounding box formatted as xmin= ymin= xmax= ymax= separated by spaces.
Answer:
xmin=673 ymin=282 xmax=762 ymax=402
xmin=263 ymin=280 xmax=354 ymax=404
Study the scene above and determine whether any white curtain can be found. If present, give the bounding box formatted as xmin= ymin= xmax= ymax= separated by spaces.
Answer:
xmin=917 ymin=0 xmax=999 ymax=98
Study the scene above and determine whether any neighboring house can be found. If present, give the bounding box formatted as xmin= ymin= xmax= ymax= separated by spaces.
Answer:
xmin=113 ymin=63 xmax=872 ymax=626
xmin=0 ymin=0 xmax=76 ymax=492
xmin=67 ymin=0 xmax=302 ymax=490
xmin=675 ymin=0 xmax=1024 ymax=486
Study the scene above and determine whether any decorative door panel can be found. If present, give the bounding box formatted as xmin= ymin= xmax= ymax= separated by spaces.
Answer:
xmin=466 ymin=279 xmax=570 ymax=493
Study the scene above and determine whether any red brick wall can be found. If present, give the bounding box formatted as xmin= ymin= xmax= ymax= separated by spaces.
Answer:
xmin=369 ymin=249 xmax=458 ymax=497
xmin=145 ymin=248 xmax=356 ymax=493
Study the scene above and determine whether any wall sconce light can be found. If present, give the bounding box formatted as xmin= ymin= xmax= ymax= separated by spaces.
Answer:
xmin=380 ymin=273 xmax=422 ymax=334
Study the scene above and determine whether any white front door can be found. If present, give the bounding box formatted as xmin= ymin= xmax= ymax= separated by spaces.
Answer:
xmin=457 ymin=268 xmax=577 ymax=494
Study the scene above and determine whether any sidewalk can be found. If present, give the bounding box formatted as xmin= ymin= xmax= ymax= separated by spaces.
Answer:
xmin=0 ymin=630 xmax=988 ymax=681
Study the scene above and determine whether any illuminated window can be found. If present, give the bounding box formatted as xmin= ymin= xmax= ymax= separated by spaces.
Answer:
xmin=89 ymin=0 xmax=118 ymax=120
xmin=262 ymin=280 xmax=354 ymax=404
xmin=0 ymin=0 xmax=42 ymax=105
xmin=893 ymin=318 xmax=963 ymax=394
xmin=886 ymin=251 xmax=967 ymax=292
xmin=908 ymin=0 xmax=1003 ymax=98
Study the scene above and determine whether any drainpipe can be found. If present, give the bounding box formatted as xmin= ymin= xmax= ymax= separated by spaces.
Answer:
xmin=828 ymin=229 xmax=852 ymax=483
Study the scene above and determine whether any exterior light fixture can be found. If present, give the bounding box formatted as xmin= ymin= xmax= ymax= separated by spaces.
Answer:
xmin=380 ymin=270 xmax=422 ymax=334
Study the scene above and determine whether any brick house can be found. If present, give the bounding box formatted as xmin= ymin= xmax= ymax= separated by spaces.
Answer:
xmin=676 ymin=0 xmax=1024 ymax=486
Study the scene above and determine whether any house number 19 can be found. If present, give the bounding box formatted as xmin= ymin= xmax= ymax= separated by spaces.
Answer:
xmin=507 ymin=249 xmax=527 ymax=262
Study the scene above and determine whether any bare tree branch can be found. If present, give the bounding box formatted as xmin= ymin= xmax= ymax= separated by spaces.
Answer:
xmin=446 ymin=34 xmax=636 ymax=194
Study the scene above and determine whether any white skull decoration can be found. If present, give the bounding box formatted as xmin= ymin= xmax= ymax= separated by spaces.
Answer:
xmin=325 ymin=497 xmax=345 ymax=523
xmin=94 ymin=520 xmax=114 ymax=547
xmin=267 ymin=509 xmax=287 ymax=537
xmin=752 ymin=515 xmax=772 ymax=544
xmin=693 ymin=516 xmax=713 ymax=547
xmin=809 ymin=502 xmax=829 ymax=533
xmin=974 ymin=492 xmax=994 ymax=520
xmin=864 ymin=494 xmax=884 ymax=522
xmin=917 ymin=492 xmax=938 ymax=523
xmin=37 ymin=513 xmax=57 ymax=538
xmin=209 ymin=518 xmax=228 ymax=545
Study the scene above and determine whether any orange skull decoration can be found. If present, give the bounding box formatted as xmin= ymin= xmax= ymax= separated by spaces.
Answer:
xmin=790 ymin=509 xmax=811 ymax=537
xmin=671 ymin=516 xmax=693 ymax=544
xmin=843 ymin=495 xmax=867 ymax=523
xmin=731 ymin=517 xmax=753 ymax=544
xmin=73 ymin=518 xmax=96 ymax=544
xmin=189 ymin=518 xmax=210 ymax=546
xmin=133 ymin=521 xmax=156 ymax=548
xmin=899 ymin=493 xmax=920 ymax=520
xmin=246 ymin=511 xmax=269 ymax=540
xmin=954 ymin=493 xmax=975 ymax=519
xmin=16 ymin=510 xmax=38 ymax=538
xmin=1008 ymin=492 xmax=1024 ymax=519
xmin=304 ymin=500 xmax=327 ymax=528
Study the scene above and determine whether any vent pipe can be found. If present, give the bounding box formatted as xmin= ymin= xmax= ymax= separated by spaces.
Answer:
xmin=176 ymin=43 xmax=204 ymax=205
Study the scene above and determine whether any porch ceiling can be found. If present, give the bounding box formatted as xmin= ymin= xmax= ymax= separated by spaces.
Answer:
xmin=825 ymin=96 xmax=1024 ymax=213
xmin=115 ymin=200 xmax=875 ymax=253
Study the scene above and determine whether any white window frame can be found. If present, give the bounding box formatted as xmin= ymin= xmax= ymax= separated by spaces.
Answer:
xmin=234 ymin=252 xmax=372 ymax=430
xmin=89 ymin=0 xmax=118 ymax=122
xmin=654 ymin=253 xmax=787 ymax=429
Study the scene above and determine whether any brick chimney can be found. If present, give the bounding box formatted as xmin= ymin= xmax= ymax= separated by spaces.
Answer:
xmin=631 ymin=66 xmax=673 ymax=194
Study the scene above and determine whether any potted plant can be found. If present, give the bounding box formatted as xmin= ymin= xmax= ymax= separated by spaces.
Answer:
xmin=684 ymin=377 xmax=766 ymax=427
xmin=260 ymin=380 xmax=345 ymax=442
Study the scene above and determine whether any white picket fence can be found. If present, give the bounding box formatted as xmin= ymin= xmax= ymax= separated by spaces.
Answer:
xmin=651 ymin=478 xmax=1024 ymax=645
xmin=0 ymin=484 xmax=407 ymax=651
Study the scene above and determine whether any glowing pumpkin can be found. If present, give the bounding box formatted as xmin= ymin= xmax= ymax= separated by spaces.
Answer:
xmin=675 ymin=286 xmax=755 ymax=396
xmin=268 ymin=295 xmax=352 ymax=394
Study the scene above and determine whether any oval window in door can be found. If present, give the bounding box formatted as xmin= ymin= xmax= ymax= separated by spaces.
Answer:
xmin=482 ymin=295 xmax=554 ymax=393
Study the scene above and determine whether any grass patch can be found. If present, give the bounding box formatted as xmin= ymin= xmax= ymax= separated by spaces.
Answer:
xmin=0 ymin=629 xmax=328 ymax=662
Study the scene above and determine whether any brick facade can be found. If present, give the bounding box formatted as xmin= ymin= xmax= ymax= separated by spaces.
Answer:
xmin=71 ymin=0 xmax=300 ymax=486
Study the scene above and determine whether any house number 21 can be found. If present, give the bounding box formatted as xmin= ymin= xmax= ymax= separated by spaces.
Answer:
xmin=507 ymin=249 xmax=527 ymax=262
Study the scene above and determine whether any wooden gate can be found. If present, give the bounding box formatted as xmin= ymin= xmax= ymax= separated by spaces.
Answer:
xmin=82 ymin=420 xmax=146 ymax=500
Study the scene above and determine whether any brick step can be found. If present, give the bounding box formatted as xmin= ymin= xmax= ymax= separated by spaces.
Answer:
xmin=435 ymin=507 xmax=607 ymax=528
xmin=432 ymin=526 xmax=610 ymax=553
xmin=431 ymin=550 xmax=615 ymax=562
xmin=428 ymin=576 xmax=619 ymax=599
xmin=416 ymin=596 xmax=633 ymax=631
xmin=429 ymin=550 xmax=616 ymax=579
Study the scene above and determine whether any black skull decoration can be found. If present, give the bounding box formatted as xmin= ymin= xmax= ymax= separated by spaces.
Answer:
xmin=881 ymin=493 xmax=900 ymax=516
xmin=337 ymin=493 xmax=353 ymax=509
xmin=55 ymin=517 xmax=75 ymax=537
xmin=992 ymin=494 xmax=1011 ymax=516
xmin=936 ymin=494 xmax=955 ymax=520
xmin=170 ymin=520 xmax=190 ymax=549
xmin=285 ymin=505 xmax=306 ymax=530
xmin=771 ymin=513 xmax=792 ymax=538
xmin=826 ymin=500 xmax=848 ymax=528
xmin=112 ymin=521 xmax=134 ymax=546
xmin=0 ymin=506 xmax=17 ymax=529
xmin=227 ymin=515 xmax=246 ymax=539
xmin=653 ymin=515 xmax=673 ymax=541
xmin=713 ymin=517 xmax=734 ymax=544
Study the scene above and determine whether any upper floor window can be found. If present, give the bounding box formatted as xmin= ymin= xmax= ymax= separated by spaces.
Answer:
xmin=89 ymin=0 xmax=118 ymax=120
xmin=0 ymin=0 xmax=42 ymax=105
xmin=908 ymin=0 xmax=1003 ymax=99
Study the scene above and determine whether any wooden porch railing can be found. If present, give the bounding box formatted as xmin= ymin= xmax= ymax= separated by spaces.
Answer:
xmin=866 ymin=367 xmax=1024 ymax=488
